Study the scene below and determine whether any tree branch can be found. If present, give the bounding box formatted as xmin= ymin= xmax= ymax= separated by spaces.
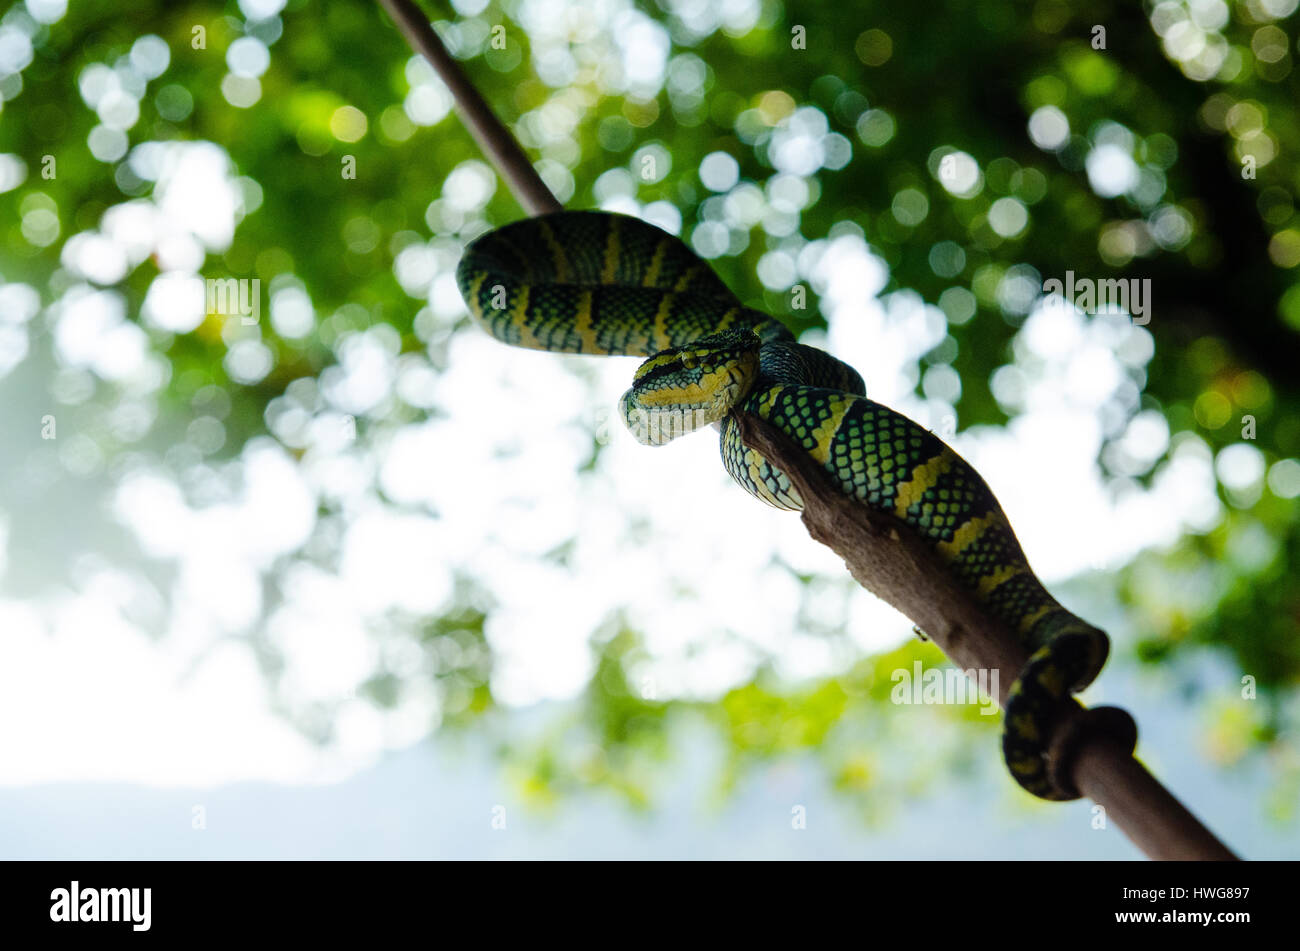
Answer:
xmin=378 ymin=0 xmax=562 ymax=216
xmin=736 ymin=412 xmax=1238 ymax=860
xmin=382 ymin=0 xmax=1241 ymax=861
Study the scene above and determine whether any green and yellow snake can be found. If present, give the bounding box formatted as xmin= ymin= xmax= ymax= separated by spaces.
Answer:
xmin=457 ymin=210 xmax=1111 ymax=800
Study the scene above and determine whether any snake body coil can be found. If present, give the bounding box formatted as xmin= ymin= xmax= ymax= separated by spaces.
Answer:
xmin=457 ymin=210 xmax=1110 ymax=800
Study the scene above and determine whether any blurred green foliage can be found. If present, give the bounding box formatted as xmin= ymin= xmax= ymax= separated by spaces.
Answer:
xmin=2 ymin=0 xmax=1299 ymax=813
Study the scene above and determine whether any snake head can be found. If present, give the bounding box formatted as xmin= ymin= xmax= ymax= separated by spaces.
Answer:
xmin=619 ymin=330 xmax=761 ymax=446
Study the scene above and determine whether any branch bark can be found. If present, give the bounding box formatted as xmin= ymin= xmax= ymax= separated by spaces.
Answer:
xmin=378 ymin=0 xmax=561 ymax=216
xmin=736 ymin=412 xmax=1238 ymax=860
xmin=382 ymin=0 xmax=1242 ymax=861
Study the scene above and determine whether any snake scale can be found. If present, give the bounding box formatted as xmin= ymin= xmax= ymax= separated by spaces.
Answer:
xmin=457 ymin=210 xmax=1111 ymax=800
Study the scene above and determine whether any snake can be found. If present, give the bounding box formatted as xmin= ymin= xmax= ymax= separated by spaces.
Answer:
xmin=456 ymin=209 xmax=1111 ymax=800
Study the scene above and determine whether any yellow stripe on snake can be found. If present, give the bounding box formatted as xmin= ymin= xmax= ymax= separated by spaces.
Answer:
xmin=457 ymin=210 xmax=1110 ymax=800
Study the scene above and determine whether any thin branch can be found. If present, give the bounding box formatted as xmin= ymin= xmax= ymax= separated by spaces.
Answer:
xmin=382 ymin=0 xmax=1241 ymax=861
xmin=378 ymin=0 xmax=562 ymax=216
xmin=736 ymin=413 xmax=1238 ymax=860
